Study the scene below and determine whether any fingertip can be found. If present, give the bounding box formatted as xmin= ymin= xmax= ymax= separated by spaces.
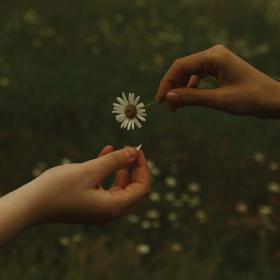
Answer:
xmin=98 ymin=145 xmax=114 ymax=157
xmin=105 ymin=145 xmax=114 ymax=151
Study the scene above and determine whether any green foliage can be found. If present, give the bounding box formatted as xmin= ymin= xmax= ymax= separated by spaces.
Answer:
xmin=0 ymin=0 xmax=280 ymax=279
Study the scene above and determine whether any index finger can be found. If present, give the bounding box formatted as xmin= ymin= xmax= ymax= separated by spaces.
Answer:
xmin=155 ymin=51 xmax=206 ymax=101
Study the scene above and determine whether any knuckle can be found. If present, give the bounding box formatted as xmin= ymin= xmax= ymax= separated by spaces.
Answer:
xmin=173 ymin=58 xmax=183 ymax=66
xmin=210 ymin=44 xmax=230 ymax=60
xmin=212 ymin=44 xmax=228 ymax=51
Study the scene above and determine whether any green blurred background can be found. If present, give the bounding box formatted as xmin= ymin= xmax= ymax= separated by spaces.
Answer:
xmin=0 ymin=0 xmax=280 ymax=279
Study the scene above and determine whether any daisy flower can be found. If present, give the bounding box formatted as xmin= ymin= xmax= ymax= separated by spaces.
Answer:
xmin=112 ymin=92 xmax=147 ymax=130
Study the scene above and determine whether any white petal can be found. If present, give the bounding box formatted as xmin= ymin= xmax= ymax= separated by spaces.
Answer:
xmin=116 ymin=114 xmax=125 ymax=122
xmin=112 ymin=108 xmax=124 ymax=114
xmin=136 ymin=102 xmax=145 ymax=109
xmin=137 ymin=115 xmax=146 ymax=122
xmin=134 ymin=95 xmax=140 ymax=104
xmin=131 ymin=119 xmax=135 ymax=130
xmin=134 ymin=118 xmax=142 ymax=128
xmin=138 ymin=112 xmax=147 ymax=117
xmin=128 ymin=93 xmax=134 ymax=104
xmin=113 ymin=103 xmax=125 ymax=110
xmin=127 ymin=120 xmax=132 ymax=130
xmin=121 ymin=118 xmax=129 ymax=128
xmin=117 ymin=97 xmax=126 ymax=106
xmin=138 ymin=108 xmax=146 ymax=113
xmin=122 ymin=92 xmax=129 ymax=104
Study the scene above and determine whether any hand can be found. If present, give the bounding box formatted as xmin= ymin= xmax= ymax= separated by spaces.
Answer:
xmin=0 ymin=146 xmax=150 ymax=246
xmin=28 ymin=146 xmax=150 ymax=225
xmin=156 ymin=45 xmax=280 ymax=118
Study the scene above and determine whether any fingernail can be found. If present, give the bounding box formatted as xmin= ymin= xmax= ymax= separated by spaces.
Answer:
xmin=124 ymin=147 xmax=138 ymax=160
xmin=166 ymin=92 xmax=179 ymax=103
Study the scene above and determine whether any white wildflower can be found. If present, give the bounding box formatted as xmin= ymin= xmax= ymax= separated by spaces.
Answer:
xmin=258 ymin=205 xmax=273 ymax=216
xmin=136 ymin=243 xmax=150 ymax=255
xmin=59 ymin=236 xmax=71 ymax=246
xmin=165 ymin=176 xmax=177 ymax=188
xmin=195 ymin=209 xmax=208 ymax=223
xmin=170 ymin=242 xmax=183 ymax=252
xmin=140 ymin=220 xmax=152 ymax=230
xmin=149 ymin=191 xmax=161 ymax=202
xmin=253 ymin=152 xmax=265 ymax=163
xmin=167 ymin=212 xmax=178 ymax=222
xmin=187 ymin=182 xmax=201 ymax=193
xmin=145 ymin=209 xmax=160 ymax=219
xmin=267 ymin=182 xmax=280 ymax=193
xmin=236 ymin=202 xmax=248 ymax=214
xmin=268 ymin=161 xmax=279 ymax=171
xmin=112 ymin=92 xmax=147 ymax=130
xmin=127 ymin=214 xmax=140 ymax=224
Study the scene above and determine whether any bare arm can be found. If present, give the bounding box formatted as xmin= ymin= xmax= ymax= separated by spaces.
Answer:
xmin=0 ymin=146 xmax=150 ymax=248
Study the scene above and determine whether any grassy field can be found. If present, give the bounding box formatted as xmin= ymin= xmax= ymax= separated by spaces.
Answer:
xmin=0 ymin=0 xmax=280 ymax=279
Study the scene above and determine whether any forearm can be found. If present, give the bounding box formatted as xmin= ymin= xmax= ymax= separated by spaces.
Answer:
xmin=0 ymin=184 xmax=37 ymax=248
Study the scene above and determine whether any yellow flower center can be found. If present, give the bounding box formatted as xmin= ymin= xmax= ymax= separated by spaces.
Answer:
xmin=125 ymin=104 xmax=137 ymax=119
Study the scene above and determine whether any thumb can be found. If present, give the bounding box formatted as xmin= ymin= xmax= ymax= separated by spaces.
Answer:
xmin=165 ymin=87 xmax=225 ymax=109
xmin=85 ymin=147 xmax=138 ymax=180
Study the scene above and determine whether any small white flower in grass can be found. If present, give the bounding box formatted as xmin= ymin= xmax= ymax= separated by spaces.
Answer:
xmin=141 ymin=220 xmax=152 ymax=230
xmin=236 ymin=202 xmax=248 ymax=214
xmin=253 ymin=152 xmax=265 ymax=163
xmin=147 ymin=160 xmax=160 ymax=176
xmin=149 ymin=191 xmax=161 ymax=202
xmin=72 ymin=233 xmax=83 ymax=243
xmin=165 ymin=176 xmax=177 ymax=188
xmin=195 ymin=209 xmax=208 ymax=224
xmin=136 ymin=243 xmax=150 ymax=255
xmin=187 ymin=195 xmax=201 ymax=207
xmin=267 ymin=182 xmax=280 ymax=193
xmin=268 ymin=162 xmax=279 ymax=171
xmin=170 ymin=243 xmax=183 ymax=253
xmin=59 ymin=236 xmax=71 ymax=246
xmin=167 ymin=212 xmax=178 ymax=222
xmin=112 ymin=92 xmax=147 ymax=130
xmin=258 ymin=205 xmax=273 ymax=216
xmin=187 ymin=182 xmax=201 ymax=193
xmin=127 ymin=214 xmax=140 ymax=224
xmin=145 ymin=209 xmax=160 ymax=219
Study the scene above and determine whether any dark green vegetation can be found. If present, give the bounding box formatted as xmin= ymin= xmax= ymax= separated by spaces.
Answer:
xmin=0 ymin=0 xmax=280 ymax=279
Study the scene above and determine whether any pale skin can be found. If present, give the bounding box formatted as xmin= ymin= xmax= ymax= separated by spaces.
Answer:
xmin=0 ymin=146 xmax=150 ymax=248
xmin=156 ymin=44 xmax=280 ymax=119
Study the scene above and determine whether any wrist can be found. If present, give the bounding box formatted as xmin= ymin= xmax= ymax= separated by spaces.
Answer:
xmin=1 ymin=183 xmax=42 ymax=229
xmin=269 ymin=80 xmax=280 ymax=117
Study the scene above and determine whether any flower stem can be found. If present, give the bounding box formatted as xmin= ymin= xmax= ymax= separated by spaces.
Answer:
xmin=144 ymin=100 xmax=160 ymax=108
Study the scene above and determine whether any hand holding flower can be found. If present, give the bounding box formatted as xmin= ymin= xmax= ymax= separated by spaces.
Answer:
xmin=0 ymin=146 xmax=150 ymax=247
